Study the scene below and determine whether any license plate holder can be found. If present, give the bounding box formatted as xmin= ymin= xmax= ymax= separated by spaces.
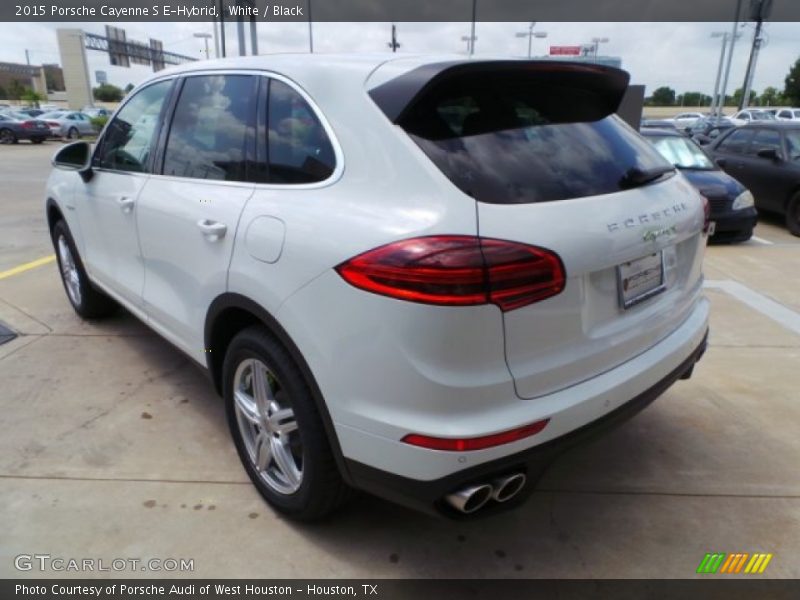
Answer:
xmin=617 ymin=251 xmax=666 ymax=309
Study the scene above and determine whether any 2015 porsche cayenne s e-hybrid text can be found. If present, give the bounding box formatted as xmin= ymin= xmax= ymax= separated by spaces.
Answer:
xmin=46 ymin=55 xmax=710 ymax=519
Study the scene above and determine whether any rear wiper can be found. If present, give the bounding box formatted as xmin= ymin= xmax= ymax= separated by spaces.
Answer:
xmin=618 ymin=165 xmax=675 ymax=189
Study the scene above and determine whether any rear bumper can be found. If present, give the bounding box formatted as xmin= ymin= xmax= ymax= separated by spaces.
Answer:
xmin=346 ymin=328 xmax=708 ymax=517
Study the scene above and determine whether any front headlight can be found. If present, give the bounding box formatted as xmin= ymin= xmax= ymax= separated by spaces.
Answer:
xmin=732 ymin=190 xmax=754 ymax=210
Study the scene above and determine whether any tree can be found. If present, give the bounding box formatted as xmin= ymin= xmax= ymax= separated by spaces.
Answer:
xmin=680 ymin=91 xmax=712 ymax=106
xmin=21 ymin=89 xmax=43 ymax=107
xmin=785 ymin=57 xmax=800 ymax=106
xmin=651 ymin=86 xmax=676 ymax=106
xmin=124 ymin=83 xmax=135 ymax=94
xmin=732 ymin=87 xmax=758 ymax=107
xmin=0 ymin=85 xmax=6 ymax=100
xmin=93 ymin=83 xmax=123 ymax=102
xmin=760 ymin=86 xmax=783 ymax=107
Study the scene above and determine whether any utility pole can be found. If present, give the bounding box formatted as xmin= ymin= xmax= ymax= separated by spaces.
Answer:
xmin=710 ymin=32 xmax=729 ymax=117
xmin=469 ymin=0 xmax=477 ymax=56
xmin=25 ymin=49 xmax=31 ymax=65
xmin=388 ymin=23 xmax=400 ymax=52
xmin=218 ymin=0 xmax=226 ymax=57
xmin=308 ymin=0 xmax=313 ymax=53
xmin=717 ymin=0 xmax=744 ymax=117
xmin=194 ymin=33 xmax=212 ymax=60
xmin=740 ymin=0 xmax=773 ymax=110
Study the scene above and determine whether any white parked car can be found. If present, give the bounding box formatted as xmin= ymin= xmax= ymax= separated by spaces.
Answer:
xmin=729 ymin=108 xmax=776 ymax=126
xmin=45 ymin=55 xmax=710 ymax=519
xmin=40 ymin=110 xmax=95 ymax=139
xmin=669 ymin=111 xmax=706 ymax=131
xmin=774 ymin=108 xmax=800 ymax=121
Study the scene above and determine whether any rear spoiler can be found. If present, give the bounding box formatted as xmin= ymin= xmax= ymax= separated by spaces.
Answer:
xmin=368 ymin=60 xmax=631 ymax=125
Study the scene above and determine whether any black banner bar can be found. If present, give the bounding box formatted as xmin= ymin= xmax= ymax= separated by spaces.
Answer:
xmin=4 ymin=580 xmax=800 ymax=600
xmin=4 ymin=0 xmax=800 ymax=22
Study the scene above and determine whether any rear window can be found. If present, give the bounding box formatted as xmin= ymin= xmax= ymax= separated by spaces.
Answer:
xmin=398 ymin=77 xmax=671 ymax=204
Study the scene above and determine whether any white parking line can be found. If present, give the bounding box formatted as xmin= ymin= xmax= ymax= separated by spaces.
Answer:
xmin=704 ymin=279 xmax=800 ymax=336
xmin=750 ymin=236 xmax=774 ymax=246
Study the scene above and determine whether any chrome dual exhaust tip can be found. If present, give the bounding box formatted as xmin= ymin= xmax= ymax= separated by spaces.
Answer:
xmin=444 ymin=484 xmax=493 ymax=514
xmin=491 ymin=473 xmax=527 ymax=502
xmin=444 ymin=473 xmax=527 ymax=513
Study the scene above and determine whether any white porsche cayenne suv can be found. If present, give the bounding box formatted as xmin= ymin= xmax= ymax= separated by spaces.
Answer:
xmin=46 ymin=55 xmax=710 ymax=519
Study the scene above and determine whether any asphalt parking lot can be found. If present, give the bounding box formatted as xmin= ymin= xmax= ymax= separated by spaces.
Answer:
xmin=1 ymin=141 xmax=799 ymax=579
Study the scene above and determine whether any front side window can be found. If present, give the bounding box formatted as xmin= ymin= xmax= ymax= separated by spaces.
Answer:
xmin=786 ymin=132 xmax=800 ymax=160
xmin=162 ymin=75 xmax=255 ymax=182
xmin=94 ymin=80 xmax=172 ymax=173
xmin=716 ymin=129 xmax=754 ymax=154
xmin=266 ymin=79 xmax=335 ymax=184
xmin=747 ymin=129 xmax=782 ymax=157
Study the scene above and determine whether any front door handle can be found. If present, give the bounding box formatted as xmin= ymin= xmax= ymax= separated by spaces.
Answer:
xmin=197 ymin=219 xmax=227 ymax=242
xmin=118 ymin=196 xmax=135 ymax=214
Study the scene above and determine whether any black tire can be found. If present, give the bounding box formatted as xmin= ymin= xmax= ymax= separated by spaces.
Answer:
xmin=223 ymin=326 xmax=352 ymax=520
xmin=0 ymin=128 xmax=15 ymax=144
xmin=67 ymin=127 xmax=80 ymax=140
xmin=51 ymin=220 xmax=117 ymax=319
xmin=786 ymin=192 xmax=800 ymax=237
xmin=31 ymin=137 xmax=45 ymax=144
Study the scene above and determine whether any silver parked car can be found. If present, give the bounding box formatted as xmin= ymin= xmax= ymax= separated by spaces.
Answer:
xmin=40 ymin=111 xmax=96 ymax=139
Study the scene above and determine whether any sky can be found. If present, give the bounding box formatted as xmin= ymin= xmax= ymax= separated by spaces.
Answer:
xmin=1 ymin=21 xmax=798 ymax=99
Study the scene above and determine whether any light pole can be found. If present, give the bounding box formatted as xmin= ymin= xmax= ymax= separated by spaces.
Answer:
xmin=388 ymin=24 xmax=400 ymax=53
xmin=710 ymin=32 xmax=735 ymax=118
xmin=461 ymin=35 xmax=477 ymax=55
xmin=515 ymin=22 xmax=548 ymax=59
xmin=591 ymin=37 xmax=609 ymax=63
xmin=194 ymin=32 xmax=212 ymax=60
xmin=718 ymin=0 xmax=744 ymax=117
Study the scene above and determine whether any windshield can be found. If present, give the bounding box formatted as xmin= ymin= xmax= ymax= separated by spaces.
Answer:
xmin=752 ymin=112 xmax=774 ymax=121
xmin=649 ymin=135 xmax=715 ymax=170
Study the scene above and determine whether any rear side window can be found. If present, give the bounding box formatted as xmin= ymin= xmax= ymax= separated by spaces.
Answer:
xmin=163 ymin=75 xmax=255 ymax=182
xmin=266 ymin=79 xmax=335 ymax=184
xmin=716 ymin=129 xmax=754 ymax=154
xmin=398 ymin=78 xmax=671 ymax=204
xmin=94 ymin=80 xmax=172 ymax=173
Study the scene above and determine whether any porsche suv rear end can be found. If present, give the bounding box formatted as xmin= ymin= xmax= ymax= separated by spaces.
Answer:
xmin=276 ymin=59 xmax=710 ymax=517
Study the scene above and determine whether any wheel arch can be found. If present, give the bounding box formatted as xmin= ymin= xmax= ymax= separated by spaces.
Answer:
xmin=46 ymin=198 xmax=64 ymax=232
xmin=204 ymin=293 xmax=353 ymax=485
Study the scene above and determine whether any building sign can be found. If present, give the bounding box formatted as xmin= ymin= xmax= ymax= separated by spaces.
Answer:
xmin=549 ymin=46 xmax=582 ymax=56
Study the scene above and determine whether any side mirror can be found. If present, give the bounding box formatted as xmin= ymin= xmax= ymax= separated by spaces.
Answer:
xmin=756 ymin=148 xmax=781 ymax=161
xmin=52 ymin=141 xmax=93 ymax=182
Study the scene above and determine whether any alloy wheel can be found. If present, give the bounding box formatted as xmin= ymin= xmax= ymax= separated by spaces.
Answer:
xmin=233 ymin=358 xmax=303 ymax=495
xmin=57 ymin=235 xmax=82 ymax=307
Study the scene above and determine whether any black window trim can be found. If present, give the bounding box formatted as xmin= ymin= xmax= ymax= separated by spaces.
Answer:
xmin=745 ymin=127 xmax=786 ymax=159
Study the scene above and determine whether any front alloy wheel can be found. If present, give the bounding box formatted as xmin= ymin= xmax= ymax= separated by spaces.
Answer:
xmin=233 ymin=358 xmax=303 ymax=495
xmin=57 ymin=234 xmax=82 ymax=307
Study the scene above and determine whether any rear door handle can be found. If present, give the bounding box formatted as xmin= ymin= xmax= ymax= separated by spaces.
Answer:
xmin=118 ymin=196 xmax=135 ymax=214
xmin=197 ymin=219 xmax=227 ymax=242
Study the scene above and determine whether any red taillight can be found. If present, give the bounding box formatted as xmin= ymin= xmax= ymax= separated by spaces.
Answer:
xmin=402 ymin=419 xmax=550 ymax=452
xmin=335 ymin=236 xmax=565 ymax=311
xmin=701 ymin=195 xmax=711 ymax=234
xmin=21 ymin=121 xmax=34 ymax=129
xmin=47 ymin=121 xmax=59 ymax=127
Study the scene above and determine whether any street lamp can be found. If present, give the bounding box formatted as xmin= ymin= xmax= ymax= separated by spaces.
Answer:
xmin=590 ymin=37 xmax=609 ymax=62
xmin=194 ymin=32 xmax=212 ymax=60
xmin=461 ymin=35 xmax=477 ymax=54
xmin=515 ymin=22 xmax=548 ymax=59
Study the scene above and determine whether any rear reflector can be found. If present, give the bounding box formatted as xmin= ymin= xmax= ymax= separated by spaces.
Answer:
xmin=402 ymin=419 xmax=550 ymax=452
xmin=335 ymin=236 xmax=565 ymax=311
